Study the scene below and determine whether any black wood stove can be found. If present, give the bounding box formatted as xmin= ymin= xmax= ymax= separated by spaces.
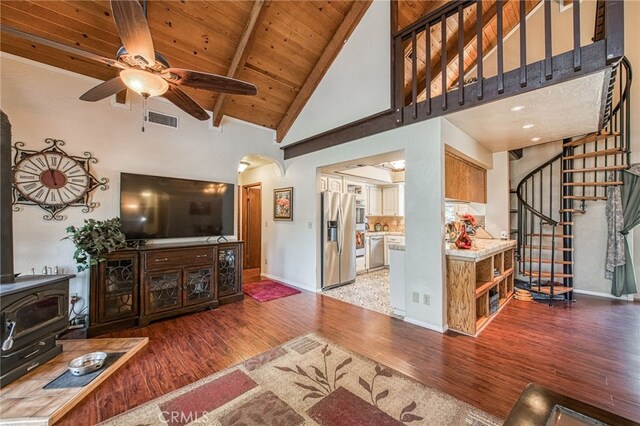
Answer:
xmin=0 ymin=111 xmax=74 ymax=387
xmin=0 ymin=275 xmax=73 ymax=387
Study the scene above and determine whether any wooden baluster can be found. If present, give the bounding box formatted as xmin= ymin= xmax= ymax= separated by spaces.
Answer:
xmin=441 ymin=13 xmax=447 ymax=110
xmin=425 ymin=23 xmax=431 ymax=115
xmin=519 ymin=0 xmax=527 ymax=87
xmin=573 ymin=0 xmax=581 ymax=71
xmin=457 ymin=4 xmax=464 ymax=106
xmin=476 ymin=0 xmax=484 ymax=100
xmin=497 ymin=0 xmax=504 ymax=94
xmin=412 ymin=30 xmax=418 ymax=119
xmin=544 ymin=0 xmax=552 ymax=80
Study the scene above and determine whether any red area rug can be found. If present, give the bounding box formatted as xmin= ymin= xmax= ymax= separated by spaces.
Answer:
xmin=100 ymin=334 xmax=501 ymax=425
xmin=243 ymin=279 xmax=301 ymax=302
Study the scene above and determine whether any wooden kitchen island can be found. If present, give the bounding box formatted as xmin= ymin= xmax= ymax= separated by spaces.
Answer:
xmin=446 ymin=239 xmax=516 ymax=336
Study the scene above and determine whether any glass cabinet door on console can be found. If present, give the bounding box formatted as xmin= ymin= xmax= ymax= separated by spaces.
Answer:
xmin=217 ymin=245 xmax=241 ymax=297
xmin=145 ymin=269 xmax=182 ymax=315
xmin=183 ymin=266 xmax=215 ymax=307
xmin=93 ymin=251 xmax=139 ymax=324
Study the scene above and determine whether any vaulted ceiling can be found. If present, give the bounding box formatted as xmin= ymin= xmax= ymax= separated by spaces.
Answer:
xmin=0 ymin=1 xmax=541 ymax=143
xmin=400 ymin=0 xmax=541 ymax=106
xmin=0 ymin=0 xmax=370 ymax=141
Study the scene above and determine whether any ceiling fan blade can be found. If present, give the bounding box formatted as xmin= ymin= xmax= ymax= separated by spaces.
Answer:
xmin=80 ymin=77 xmax=128 ymax=102
xmin=163 ymin=85 xmax=210 ymax=121
xmin=110 ymin=0 xmax=156 ymax=66
xmin=166 ymin=68 xmax=258 ymax=96
xmin=0 ymin=25 xmax=127 ymax=69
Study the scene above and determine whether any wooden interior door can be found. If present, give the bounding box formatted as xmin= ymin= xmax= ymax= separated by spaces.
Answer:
xmin=241 ymin=184 xmax=262 ymax=278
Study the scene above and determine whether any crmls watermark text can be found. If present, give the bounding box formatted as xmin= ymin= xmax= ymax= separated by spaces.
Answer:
xmin=160 ymin=411 xmax=209 ymax=424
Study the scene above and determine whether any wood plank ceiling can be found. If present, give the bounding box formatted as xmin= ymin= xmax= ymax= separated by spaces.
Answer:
xmin=399 ymin=0 xmax=541 ymax=106
xmin=0 ymin=0 xmax=370 ymax=142
xmin=0 ymin=1 xmax=540 ymax=143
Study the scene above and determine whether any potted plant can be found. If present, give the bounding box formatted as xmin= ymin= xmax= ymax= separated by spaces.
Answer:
xmin=63 ymin=218 xmax=127 ymax=272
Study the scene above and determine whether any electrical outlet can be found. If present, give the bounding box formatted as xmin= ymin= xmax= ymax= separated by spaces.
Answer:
xmin=423 ymin=294 xmax=430 ymax=305
xmin=412 ymin=292 xmax=420 ymax=303
xmin=265 ymin=221 xmax=268 ymax=228
xmin=70 ymin=294 xmax=80 ymax=304
xmin=308 ymin=221 xmax=313 ymax=229
xmin=265 ymin=259 xmax=268 ymax=266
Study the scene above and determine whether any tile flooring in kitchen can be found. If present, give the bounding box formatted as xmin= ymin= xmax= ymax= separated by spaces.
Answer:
xmin=322 ymin=269 xmax=393 ymax=316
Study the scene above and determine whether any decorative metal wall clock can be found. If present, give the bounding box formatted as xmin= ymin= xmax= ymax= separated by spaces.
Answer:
xmin=12 ymin=138 xmax=108 ymax=220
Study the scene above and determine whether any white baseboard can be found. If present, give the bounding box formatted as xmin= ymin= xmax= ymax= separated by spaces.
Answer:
xmin=403 ymin=317 xmax=448 ymax=333
xmin=261 ymin=273 xmax=318 ymax=293
xmin=572 ymin=289 xmax=635 ymax=301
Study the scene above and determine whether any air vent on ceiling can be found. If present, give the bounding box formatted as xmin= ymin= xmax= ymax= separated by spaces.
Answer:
xmin=147 ymin=110 xmax=179 ymax=129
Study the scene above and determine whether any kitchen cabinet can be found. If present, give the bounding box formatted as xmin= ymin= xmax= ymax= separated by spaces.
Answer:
xmin=328 ymin=177 xmax=343 ymax=193
xmin=320 ymin=176 xmax=328 ymax=192
xmin=367 ymin=185 xmax=382 ymax=215
xmin=321 ymin=175 xmax=343 ymax=193
xmin=447 ymin=243 xmax=515 ymax=336
xmin=345 ymin=180 xmax=365 ymax=200
xmin=382 ymin=184 xmax=404 ymax=216
xmin=445 ymin=152 xmax=486 ymax=203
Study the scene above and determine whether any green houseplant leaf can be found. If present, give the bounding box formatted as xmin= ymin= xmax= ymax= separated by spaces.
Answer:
xmin=63 ymin=217 xmax=127 ymax=272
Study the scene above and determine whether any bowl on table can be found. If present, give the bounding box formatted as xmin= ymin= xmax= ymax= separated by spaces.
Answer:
xmin=68 ymin=352 xmax=108 ymax=376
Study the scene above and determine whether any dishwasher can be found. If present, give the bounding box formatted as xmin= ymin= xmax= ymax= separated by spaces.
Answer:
xmin=369 ymin=236 xmax=385 ymax=270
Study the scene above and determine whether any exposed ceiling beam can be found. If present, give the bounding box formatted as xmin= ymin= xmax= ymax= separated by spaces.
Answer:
xmin=212 ymin=0 xmax=269 ymax=127
xmin=406 ymin=1 xmax=498 ymax=105
xmin=275 ymin=0 xmax=372 ymax=143
xmin=445 ymin=0 xmax=540 ymax=92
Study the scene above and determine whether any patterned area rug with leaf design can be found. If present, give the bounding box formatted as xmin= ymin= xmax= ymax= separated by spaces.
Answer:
xmin=101 ymin=333 xmax=501 ymax=425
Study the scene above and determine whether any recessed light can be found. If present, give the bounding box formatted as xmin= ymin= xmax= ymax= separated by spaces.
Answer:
xmin=531 ymin=137 xmax=541 ymax=142
xmin=522 ymin=124 xmax=535 ymax=129
xmin=510 ymin=105 xmax=526 ymax=112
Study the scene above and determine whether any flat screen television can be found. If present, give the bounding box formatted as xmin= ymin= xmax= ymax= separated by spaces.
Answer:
xmin=120 ymin=173 xmax=234 ymax=240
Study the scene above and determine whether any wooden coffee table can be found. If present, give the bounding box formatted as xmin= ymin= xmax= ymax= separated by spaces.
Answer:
xmin=0 ymin=337 xmax=147 ymax=425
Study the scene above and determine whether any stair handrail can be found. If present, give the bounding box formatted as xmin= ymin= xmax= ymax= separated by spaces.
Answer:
xmin=609 ymin=57 xmax=632 ymax=119
xmin=516 ymin=153 xmax=562 ymax=226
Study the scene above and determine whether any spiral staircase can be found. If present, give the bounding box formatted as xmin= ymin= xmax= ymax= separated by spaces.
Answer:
xmin=514 ymin=57 xmax=632 ymax=304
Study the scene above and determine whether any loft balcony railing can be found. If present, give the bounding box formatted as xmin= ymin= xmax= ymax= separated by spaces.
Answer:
xmin=392 ymin=0 xmax=624 ymax=126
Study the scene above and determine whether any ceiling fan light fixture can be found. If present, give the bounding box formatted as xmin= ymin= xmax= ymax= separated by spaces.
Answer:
xmin=120 ymin=68 xmax=168 ymax=97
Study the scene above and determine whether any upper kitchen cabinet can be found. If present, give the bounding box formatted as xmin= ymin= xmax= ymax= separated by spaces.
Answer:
xmin=382 ymin=184 xmax=404 ymax=216
xmin=321 ymin=175 xmax=344 ymax=193
xmin=445 ymin=152 xmax=486 ymax=204
xmin=367 ymin=185 xmax=382 ymax=215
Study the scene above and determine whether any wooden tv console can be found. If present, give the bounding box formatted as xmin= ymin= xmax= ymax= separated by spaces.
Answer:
xmin=88 ymin=241 xmax=243 ymax=337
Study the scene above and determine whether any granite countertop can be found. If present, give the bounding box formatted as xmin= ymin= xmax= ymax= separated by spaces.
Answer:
xmin=445 ymin=238 xmax=516 ymax=260
xmin=388 ymin=243 xmax=405 ymax=251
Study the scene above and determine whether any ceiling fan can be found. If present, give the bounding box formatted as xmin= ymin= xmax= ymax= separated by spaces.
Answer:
xmin=0 ymin=0 xmax=257 ymax=121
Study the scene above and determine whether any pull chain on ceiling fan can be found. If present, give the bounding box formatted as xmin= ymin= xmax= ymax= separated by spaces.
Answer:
xmin=0 ymin=0 xmax=258 ymax=123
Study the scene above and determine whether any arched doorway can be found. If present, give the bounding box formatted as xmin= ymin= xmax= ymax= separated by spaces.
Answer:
xmin=237 ymin=155 xmax=283 ymax=283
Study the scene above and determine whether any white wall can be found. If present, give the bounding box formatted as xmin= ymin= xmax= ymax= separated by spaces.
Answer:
xmin=237 ymin=162 xmax=284 ymax=282
xmin=282 ymin=0 xmax=391 ymax=145
xmin=485 ymin=152 xmax=511 ymax=238
xmin=442 ymin=118 xmax=493 ymax=169
xmin=1 ymin=53 xmax=283 ymax=304
xmin=262 ymin=118 xmax=447 ymax=330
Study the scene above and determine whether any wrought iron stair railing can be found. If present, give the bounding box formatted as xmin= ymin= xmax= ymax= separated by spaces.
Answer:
xmin=514 ymin=57 xmax=631 ymax=304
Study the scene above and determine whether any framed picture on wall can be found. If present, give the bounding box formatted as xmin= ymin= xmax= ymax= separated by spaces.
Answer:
xmin=273 ymin=187 xmax=293 ymax=221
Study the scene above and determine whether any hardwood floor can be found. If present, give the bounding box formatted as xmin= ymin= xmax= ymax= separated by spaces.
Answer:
xmin=58 ymin=291 xmax=640 ymax=424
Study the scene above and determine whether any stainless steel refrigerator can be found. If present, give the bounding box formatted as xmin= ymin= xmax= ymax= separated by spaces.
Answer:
xmin=321 ymin=191 xmax=356 ymax=289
